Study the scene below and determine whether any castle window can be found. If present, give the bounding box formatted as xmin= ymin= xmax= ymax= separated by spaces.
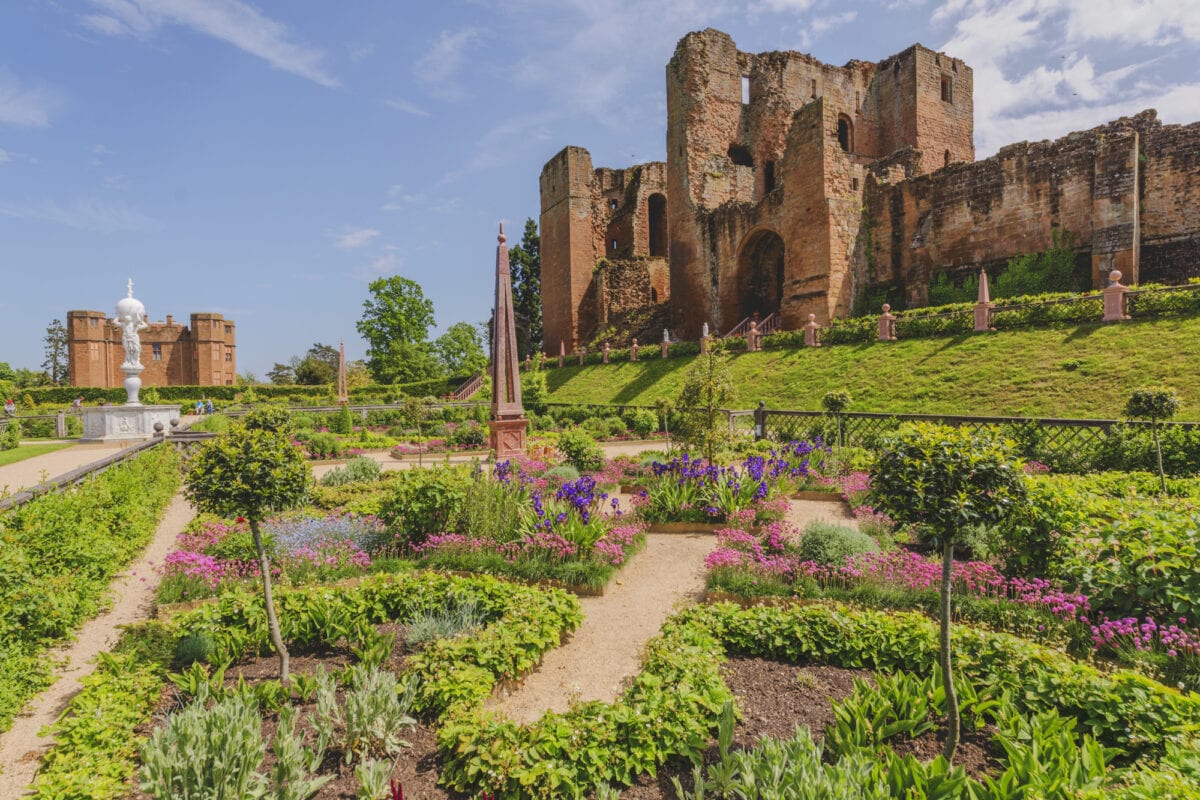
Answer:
xmin=727 ymin=143 xmax=754 ymax=168
xmin=648 ymin=193 xmax=667 ymax=257
xmin=89 ymin=317 xmax=98 ymax=327
xmin=89 ymin=342 xmax=99 ymax=359
xmin=651 ymin=287 xmax=658 ymax=303
xmin=152 ymin=343 xmax=162 ymax=361
xmin=609 ymin=199 xmax=618 ymax=211
xmin=225 ymin=325 xmax=232 ymax=334
xmin=941 ymin=75 xmax=953 ymax=103
xmin=810 ymin=78 xmax=817 ymax=99
xmin=225 ymin=351 xmax=232 ymax=362
xmin=741 ymin=75 xmax=750 ymax=104
xmin=852 ymin=177 xmax=860 ymax=191
xmin=837 ymin=115 xmax=854 ymax=153
xmin=944 ymin=149 xmax=952 ymax=167
xmin=764 ymin=161 xmax=776 ymax=193
xmin=611 ymin=239 xmax=618 ymax=251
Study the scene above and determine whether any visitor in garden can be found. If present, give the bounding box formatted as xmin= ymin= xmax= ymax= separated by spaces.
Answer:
xmin=72 ymin=396 xmax=83 ymax=411
xmin=194 ymin=400 xmax=204 ymax=416
xmin=3 ymin=398 xmax=13 ymax=416
xmin=205 ymin=399 xmax=214 ymax=414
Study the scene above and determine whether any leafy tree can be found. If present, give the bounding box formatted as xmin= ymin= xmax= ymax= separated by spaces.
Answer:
xmin=435 ymin=322 xmax=488 ymax=376
xmin=293 ymin=355 xmax=335 ymax=385
xmin=266 ymin=362 xmax=295 ymax=385
xmin=522 ymin=353 xmax=548 ymax=415
xmin=994 ymin=228 xmax=1078 ymax=298
xmin=42 ymin=319 xmax=68 ymax=385
xmin=821 ymin=390 xmax=851 ymax=449
xmin=236 ymin=371 xmax=260 ymax=385
xmin=870 ymin=423 xmax=1025 ymax=762
xmin=676 ymin=352 xmax=733 ymax=463
xmin=509 ymin=218 xmax=542 ymax=357
xmin=184 ymin=413 xmax=309 ymax=681
xmin=401 ymin=395 xmax=434 ymax=466
xmin=357 ymin=276 xmax=437 ymax=384
xmin=1125 ymin=386 xmax=1180 ymax=493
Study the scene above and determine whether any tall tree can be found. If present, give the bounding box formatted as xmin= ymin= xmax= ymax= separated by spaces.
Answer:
xmin=509 ymin=218 xmax=542 ymax=357
xmin=292 ymin=342 xmax=341 ymax=385
xmin=435 ymin=322 xmax=487 ymax=376
xmin=356 ymin=276 xmax=439 ymax=384
xmin=266 ymin=362 xmax=295 ymax=385
xmin=676 ymin=351 xmax=733 ymax=463
xmin=42 ymin=319 xmax=68 ymax=385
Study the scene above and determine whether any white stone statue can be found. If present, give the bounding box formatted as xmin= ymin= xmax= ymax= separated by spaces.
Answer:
xmin=112 ymin=278 xmax=148 ymax=368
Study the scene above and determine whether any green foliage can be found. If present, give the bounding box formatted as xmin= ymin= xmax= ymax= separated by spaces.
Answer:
xmin=0 ymin=446 xmax=180 ymax=733
xmin=271 ymin=705 xmax=333 ymax=800
xmin=331 ymin=403 xmax=354 ymax=434
xmin=305 ymin=432 xmax=343 ymax=459
xmin=1125 ymin=386 xmax=1182 ymax=491
xmin=379 ymin=465 xmax=472 ymax=547
xmin=927 ymin=270 xmax=980 ymax=306
xmin=797 ymin=521 xmax=880 ymax=565
xmin=871 ymin=423 xmax=1026 ymax=540
xmin=42 ymin=318 xmax=69 ymax=385
xmin=140 ymin=691 xmax=267 ymax=799
xmin=315 ymin=664 xmax=417 ymax=764
xmin=459 ymin=473 xmax=523 ymax=541
xmin=186 ymin=425 xmax=310 ymax=523
xmin=406 ymin=596 xmax=487 ymax=649
xmin=821 ymin=390 xmax=851 ymax=415
xmin=320 ymin=455 xmax=382 ymax=487
xmin=557 ymin=427 xmax=604 ymax=472
xmin=629 ymin=408 xmax=658 ymax=438
xmin=677 ymin=351 xmax=734 ymax=462
xmin=354 ymin=759 xmax=392 ymax=800
xmin=242 ymin=405 xmax=295 ymax=435
xmin=435 ymin=321 xmax=488 ymax=376
xmin=357 ymin=275 xmax=440 ymax=384
xmin=0 ymin=418 xmax=19 ymax=450
xmin=173 ymin=634 xmax=217 ymax=667
xmin=509 ymin=218 xmax=543 ymax=357
xmin=994 ymin=228 xmax=1080 ymax=298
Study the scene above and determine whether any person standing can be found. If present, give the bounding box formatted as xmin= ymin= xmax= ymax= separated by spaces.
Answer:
xmin=3 ymin=398 xmax=14 ymax=416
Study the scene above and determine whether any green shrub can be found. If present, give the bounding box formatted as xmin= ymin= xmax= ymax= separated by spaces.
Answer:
xmin=603 ymin=416 xmax=627 ymax=438
xmin=797 ymin=521 xmax=880 ymax=565
xmin=172 ymin=634 xmax=217 ymax=667
xmin=582 ymin=416 xmax=609 ymax=438
xmin=545 ymin=464 xmax=581 ymax=482
xmin=449 ymin=421 xmax=487 ymax=449
xmin=379 ymin=466 xmax=471 ymax=548
xmin=406 ymin=597 xmax=487 ymax=649
xmin=459 ymin=475 xmax=523 ymax=541
xmin=331 ymin=404 xmax=354 ymax=435
xmin=314 ymin=664 xmax=417 ymax=764
xmin=306 ymin=432 xmax=342 ymax=459
xmin=140 ymin=691 xmax=267 ymax=798
xmin=629 ymin=408 xmax=658 ymax=438
xmin=557 ymin=428 xmax=604 ymax=472
xmin=320 ymin=455 xmax=382 ymax=487
xmin=0 ymin=419 xmax=18 ymax=450
xmin=994 ymin=229 xmax=1080 ymax=297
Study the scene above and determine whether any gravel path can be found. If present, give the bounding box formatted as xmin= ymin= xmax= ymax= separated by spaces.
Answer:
xmin=487 ymin=529 xmax=715 ymax=724
xmin=0 ymin=442 xmax=131 ymax=494
xmin=0 ymin=493 xmax=196 ymax=796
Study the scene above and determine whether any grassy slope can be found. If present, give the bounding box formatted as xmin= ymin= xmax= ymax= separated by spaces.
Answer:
xmin=545 ymin=316 xmax=1200 ymax=419
xmin=0 ymin=442 xmax=72 ymax=467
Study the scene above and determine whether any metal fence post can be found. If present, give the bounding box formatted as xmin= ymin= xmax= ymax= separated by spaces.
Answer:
xmin=754 ymin=401 xmax=766 ymax=440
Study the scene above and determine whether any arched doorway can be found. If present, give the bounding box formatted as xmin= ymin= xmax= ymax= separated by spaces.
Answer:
xmin=735 ymin=229 xmax=785 ymax=321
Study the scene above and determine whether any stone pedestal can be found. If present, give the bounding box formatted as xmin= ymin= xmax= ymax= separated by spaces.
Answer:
xmin=488 ymin=417 xmax=528 ymax=459
xmin=81 ymin=405 xmax=177 ymax=442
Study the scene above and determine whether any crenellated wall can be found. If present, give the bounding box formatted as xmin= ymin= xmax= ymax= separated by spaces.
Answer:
xmin=67 ymin=310 xmax=236 ymax=388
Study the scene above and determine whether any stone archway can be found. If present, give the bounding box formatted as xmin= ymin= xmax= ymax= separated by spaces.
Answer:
xmin=735 ymin=229 xmax=785 ymax=321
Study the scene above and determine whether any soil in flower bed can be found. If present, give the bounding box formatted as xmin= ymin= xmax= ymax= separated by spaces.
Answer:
xmin=130 ymin=623 xmax=470 ymax=800
xmin=618 ymin=658 xmax=874 ymax=799
xmin=890 ymin=724 xmax=1002 ymax=780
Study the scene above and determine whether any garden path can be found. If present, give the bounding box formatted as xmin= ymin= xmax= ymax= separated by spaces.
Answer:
xmin=0 ymin=441 xmax=130 ymax=494
xmin=0 ymin=493 xmax=196 ymax=797
xmin=487 ymin=496 xmax=854 ymax=725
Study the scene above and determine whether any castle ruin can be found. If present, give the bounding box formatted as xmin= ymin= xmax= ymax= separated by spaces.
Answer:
xmin=539 ymin=28 xmax=1200 ymax=352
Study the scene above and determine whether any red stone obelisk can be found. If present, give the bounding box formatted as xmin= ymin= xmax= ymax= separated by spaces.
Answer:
xmin=336 ymin=340 xmax=349 ymax=404
xmin=488 ymin=223 xmax=528 ymax=458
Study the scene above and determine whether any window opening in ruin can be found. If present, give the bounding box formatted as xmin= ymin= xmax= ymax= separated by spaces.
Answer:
xmin=893 ymin=61 xmax=900 ymax=77
xmin=736 ymin=229 xmax=785 ymax=322
xmin=764 ymin=161 xmax=776 ymax=194
xmin=855 ymin=91 xmax=860 ymax=111
xmin=727 ymin=143 xmax=754 ymax=168
xmin=941 ymin=75 xmax=953 ymax=103
xmin=741 ymin=75 xmax=750 ymax=104
xmin=944 ymin=150 xmax=951 ymax=167
xmin=611 ymin=239 xmax=618 ymax=251
xmin=837 ymin=115 xmax=853 ymax=153
xmin=648 ymin=193 xmax=667 ymax=257
xmin=609 ymin=199 xmax=619 ymax=211
xmin=152 ymin=343 xmax=162 ymax=361
xmin=852 ymin=177 xmax=860 ymax=191
xmin=651 ymin=287 xmax=658 ymax=303
xmin=810 ymin=78 xmax=817 ymax=99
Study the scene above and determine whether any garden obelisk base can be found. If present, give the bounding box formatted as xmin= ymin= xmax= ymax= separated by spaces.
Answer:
xmin=80 ymin=404 xmax=177 ymax=442
xmin=488 ymin=417 xmax=528 ymax=460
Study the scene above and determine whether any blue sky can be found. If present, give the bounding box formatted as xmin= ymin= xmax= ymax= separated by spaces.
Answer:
xmin=2 ymin=0 xmax=1198 ymax=378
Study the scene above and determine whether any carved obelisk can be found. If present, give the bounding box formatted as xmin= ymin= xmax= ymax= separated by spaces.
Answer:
xmin=336 ymin=340 xmax=349 ymax=405
xmin=488 ymin=223 xmax=527 ymax=458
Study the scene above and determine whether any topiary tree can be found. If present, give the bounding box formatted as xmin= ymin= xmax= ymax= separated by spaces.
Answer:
xmin=185 ymin=422 xmax=310 ymax=681
xmin=401 ymin=395 xmax=433 ymax=465
xmin=677 ymin=351 xmax=733 ymax=463
xmin=1125 ymin=386 xmax=1180 ymax=493
xmin=821 ymin=390 xmax=851 ymax=449
xmin=653 ymin=397 xmax=675 ymax=454
xmin=869 ymin=423 xmax=1025 ymax=762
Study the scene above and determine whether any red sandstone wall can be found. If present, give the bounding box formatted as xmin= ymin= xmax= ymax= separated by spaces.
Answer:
xmin=1141 ymin=119 xmax=1200 ymax=284
xmin=67 ymin=310 xmax=236 ymax=387
xmin=540 ymin=147 xmax=597 ymax=353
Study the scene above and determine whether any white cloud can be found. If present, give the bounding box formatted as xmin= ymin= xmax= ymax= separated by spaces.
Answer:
xmin=0 ymin=147 xmax=9 ymax=164
xmin=384 ymin=98 xmax=431 ymax=117
xmin=82 ymin=0 xmax=338 ymax=88
xmin=414 ymin=28 xmax=481 ymax=100
xmin=381 ymin=184 xmax=461 ymax=213
xmin=800 ymin=11 xmax=857 ymax=47
xmin=934 ymin=0 xmax=1200 ymax=154
xmin=441 ymin=112 xmax=556 ymax=183
xmin=0 ymin=69 xmax=62 ymax=127
xmin=351 ymin=251 xmax=402 ymax=282
xmin=748 ymin=0 xmax=815 ymax=12
xmin=334 ymin=226 xmax=381 ymax=249
xmin=347 ymin=42 xmax=375 ymax=63
xmin=0 ymin=197 xmax=156 ymax=233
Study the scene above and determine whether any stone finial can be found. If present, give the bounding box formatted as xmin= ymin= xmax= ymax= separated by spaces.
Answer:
xmin=663 ymin=328 xmax=670 ymax=343
xmin=578 ymin=345 xmax=585 ymax=365
xmin=878 ymin=303 xmax=897 ymax=341
xmin=558 ymin=339 xmax=565 ymax=368
xmin=747 ymin=320 xmax=760 ymax=352
xmin=602 ymin=342 xmax=610 ymax=364
xmin=804 ymin=313 xmax=821 ymax=347
xmin=631 ymin=338 xmax=639 ymax=361
xmin=1102 ymin=269 xmax=1131 ymax=322
xmin=498 ymin=222 xmax=506 ymax=245
xmin=974 ymin=269 xmax=994 ymax=332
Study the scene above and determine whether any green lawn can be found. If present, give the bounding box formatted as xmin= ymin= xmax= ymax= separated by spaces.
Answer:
xmin=0 ymin=442 xmax=73 ymax=467
xmin=545 ymin=315 xmax=1200 ymax=419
